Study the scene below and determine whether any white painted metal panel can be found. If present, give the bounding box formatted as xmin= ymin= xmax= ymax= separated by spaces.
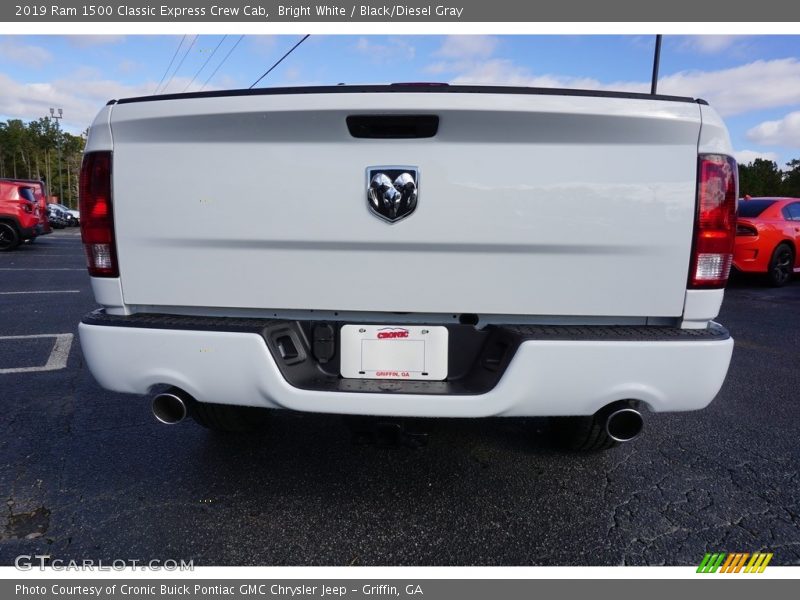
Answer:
xmin=106 ymin=91 xmax=708 ymax=317
xmin=79 ymin=322 xmax=734 ymax=416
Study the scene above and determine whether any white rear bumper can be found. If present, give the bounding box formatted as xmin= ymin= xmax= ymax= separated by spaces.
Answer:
xmin=78 ymin=320 xmax=733 ymax=418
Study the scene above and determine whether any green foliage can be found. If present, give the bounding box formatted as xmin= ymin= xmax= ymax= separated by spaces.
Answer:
xmin=782 ymin=159 xmax=800 ymax=198
xmin=738 ymin=159 xmax=782 ymax=197
xmin=738 ymin=157 xmax=800 ymax=199
xmin=0 ymin=118 xmax=86 ymax=208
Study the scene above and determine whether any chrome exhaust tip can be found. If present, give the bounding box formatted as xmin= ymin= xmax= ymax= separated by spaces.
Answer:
xmin=152 ymin=388 xmax=190 ymax=425
xmin=605 ymin=407 xmax=644 ymax=443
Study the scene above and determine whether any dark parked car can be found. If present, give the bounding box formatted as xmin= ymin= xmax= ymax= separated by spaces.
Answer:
xmin=47 ymin=204 xmax=69 ymax=229
xmin=52 ymin=204 xmax=79 ymax=226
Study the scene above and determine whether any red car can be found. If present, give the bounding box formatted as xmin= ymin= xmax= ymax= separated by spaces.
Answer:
xmin=26 ymin=179 xmax=53 ymax=236
xmin=0 ymin=179 xmax=43 ymax=251
xmin=5 ymin=178 xmax=53 ymax=237
xmin=733 ymin=197 xmax=800 ymax=286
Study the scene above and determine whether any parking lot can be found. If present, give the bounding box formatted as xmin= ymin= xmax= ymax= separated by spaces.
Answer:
xmin=1 ymin=229 xmax=798 ymax=566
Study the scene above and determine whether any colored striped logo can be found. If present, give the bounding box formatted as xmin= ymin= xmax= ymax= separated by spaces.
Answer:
xmin=697 ymin=552 xmax=773 ymax=573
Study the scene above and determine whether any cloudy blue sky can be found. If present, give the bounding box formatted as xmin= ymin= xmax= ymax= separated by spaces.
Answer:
xmin=1 ymin=34 xmax=799 ymax=165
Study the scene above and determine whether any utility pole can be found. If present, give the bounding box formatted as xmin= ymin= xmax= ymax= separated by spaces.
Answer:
xmin=49 ymin=107 xmax=63 ymax=203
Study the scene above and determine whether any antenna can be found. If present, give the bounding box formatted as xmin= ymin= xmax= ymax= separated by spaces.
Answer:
xmin=651 ymin=35 xmax=662 ymax=95
xmin=249 ymin=35 xmax=310 ymax=89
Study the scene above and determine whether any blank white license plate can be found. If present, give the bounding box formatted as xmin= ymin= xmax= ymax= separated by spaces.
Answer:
xmin=340 ymin=325 xmax=448 ymax=380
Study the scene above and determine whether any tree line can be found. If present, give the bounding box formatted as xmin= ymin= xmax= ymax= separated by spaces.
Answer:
xmin=738 ymin=158 xmax=800 ymax=198
xmin=0 ymin=118 xmax=86 ymax=208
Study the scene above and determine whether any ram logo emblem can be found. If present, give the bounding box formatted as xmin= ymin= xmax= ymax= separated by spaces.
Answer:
xmin=366 ymin=167 xmax=419 ymax=223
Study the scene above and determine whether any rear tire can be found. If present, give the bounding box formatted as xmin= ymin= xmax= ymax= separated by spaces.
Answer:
xmin=550 ymin=400 xmax=641 ymax=451
xmin=0 ymin=222 xmax=20 ymax=251
xmin=190 ymin=402 xmax=270 ymax=433
xmin=767 ymin=243 xmax=794 ymax=287
xmin=551 ymin=415 xmax=619 ymax=451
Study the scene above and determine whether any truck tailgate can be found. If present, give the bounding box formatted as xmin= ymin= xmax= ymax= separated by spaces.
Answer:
xmin=109 ymin=91 xmax=701 ymax=317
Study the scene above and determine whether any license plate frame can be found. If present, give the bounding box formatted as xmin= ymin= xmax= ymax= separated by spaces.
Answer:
xmin=340 ymin=324 xmax=448 ymax=381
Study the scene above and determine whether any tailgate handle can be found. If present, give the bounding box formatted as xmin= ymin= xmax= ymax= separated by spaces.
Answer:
xmin=346 ymin=115 xmax=439 ymax=139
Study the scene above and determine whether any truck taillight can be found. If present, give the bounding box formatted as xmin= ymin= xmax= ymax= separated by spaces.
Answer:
xmin=689 ymin=154 xmax=738 ymax=288
xmin=79 ymin=151 xmax=118 ymax=277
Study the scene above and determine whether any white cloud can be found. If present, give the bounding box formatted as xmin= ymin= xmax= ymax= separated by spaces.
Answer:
xmin=212 ymin=74 xmax=239 ymax=90
xmin=733 ymin=149 xmax=780 ymax=165
xmin=436 ymin=36 xmax=498 ymax=60
xmin=448 ymin=59 xmax=636 ymax=92
xmin=66 ymin=35 xmax=126 ymax=48
xmin=679 ymin=35 xmax=745 ymax=54
xmin=438 ymin=54 xmax=800 ymax=117
xmin=248 ymin=36 xmax=277 ymax=54
xmin=117 ymin=59 xmax=142 ymax=74
xmin=0 ymin=71 xmax=214 ymax=133
xmin=0 ymin=39 xmax=52 ymax=69
xmin=657 ymin=59 xmax=800 ymax=116
xmin=746 ymin=111 xmax=800 ymax=148
xmin=354 ymin=37 xmax=415 ymax=62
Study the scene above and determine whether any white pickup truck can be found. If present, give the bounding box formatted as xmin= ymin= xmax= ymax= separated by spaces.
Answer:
xmin=78 ymin=84 xmax=737 ymax=450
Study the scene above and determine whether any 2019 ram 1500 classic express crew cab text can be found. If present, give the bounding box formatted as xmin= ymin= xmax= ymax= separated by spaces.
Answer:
xmin=78 ymin=84 xmax=737 ymax=450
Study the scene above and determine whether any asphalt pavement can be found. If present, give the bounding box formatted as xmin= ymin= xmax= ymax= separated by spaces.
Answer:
xmin=1 ymin=229 xmax=798 ymax=566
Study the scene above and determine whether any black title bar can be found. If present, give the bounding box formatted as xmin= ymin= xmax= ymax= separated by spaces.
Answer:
xmin=4 ymin=0 xmax=799 ymax=22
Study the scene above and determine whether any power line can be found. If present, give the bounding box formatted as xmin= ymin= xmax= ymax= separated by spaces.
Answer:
xmin=159 ymin=34 xmax=198 ymax=94
xmin=200 ymin=35 xmax=244 ymax=91
xmin=249 ymin=34 xmax=310 ymax=89
xmin=153 ymin=35 xmax=186 ymax=95
xmin=183 ymin=35 xmax=227 ymax=92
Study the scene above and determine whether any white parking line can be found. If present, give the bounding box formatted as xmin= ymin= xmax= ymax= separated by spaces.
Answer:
xmin=0 ymin=333 xmax=74 ymax=374
xmin=0 ymin=290 xmax=81 ymax=295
